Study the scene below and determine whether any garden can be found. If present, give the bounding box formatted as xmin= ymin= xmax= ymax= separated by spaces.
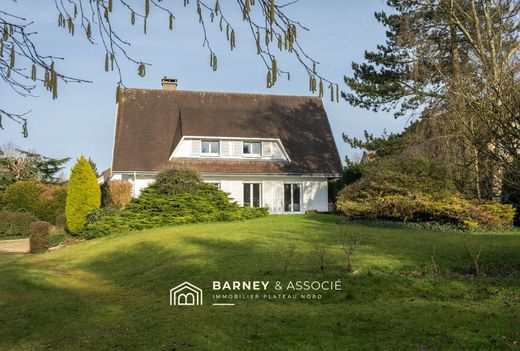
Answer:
xmin=0 ymin=145 xmax=267 ymax=252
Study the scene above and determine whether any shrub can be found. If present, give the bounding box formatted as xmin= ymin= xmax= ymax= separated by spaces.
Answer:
xmin=66 ymin=156 xmax=101 ymax=233
xmin=335 ymin=155 xmax=515 ymax=229
xmin=29 ymin=221 xmax=51 ymax=253
xmin=85 ymin=206 xmax=120 ymax=225
xmin=0 ymin=211 xmax=34 ymax=238
xmin=3 ymin=181 xmax=66 ymax=224
xmin=108 ymin=180 xmax=132 ymax=209
xmin=81 ymin=184 xmax=268 ymax=238
xmin=153 ymin=165 xmax=202 ymax=195
xmin=336 ymin=188 xmax=515 ymax=229
xmin=3 ymin=180 xmax=42 ymax=212
xmin=55 ymin=212 xmax=67 ymax=229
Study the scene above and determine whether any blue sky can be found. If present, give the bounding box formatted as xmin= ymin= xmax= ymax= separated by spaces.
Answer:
xmin=1 ymin=0 xmax=406 ymax=174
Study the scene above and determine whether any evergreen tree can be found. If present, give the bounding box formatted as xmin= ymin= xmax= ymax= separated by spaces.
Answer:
xmin=344 ymin=0 xmax=520 ymax=200
xmin=0 ymin=143 xmax=69 ymax=192
xmin=65 ymin=156 xmax=100 ymax=233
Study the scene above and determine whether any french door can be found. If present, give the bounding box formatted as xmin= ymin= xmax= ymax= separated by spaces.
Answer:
xmin=284 ymin=183 xmax=301 ymax=213
xmin=244 ymin=183 xmax=261 ymax=207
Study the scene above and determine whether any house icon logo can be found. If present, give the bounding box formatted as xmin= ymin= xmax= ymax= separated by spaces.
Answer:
xmin=170 ymin=282 xmax=203 ymax=306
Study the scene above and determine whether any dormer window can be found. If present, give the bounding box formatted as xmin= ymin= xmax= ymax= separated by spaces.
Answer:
xmin=243 ymin=141 xmax=261 ymax=156
xmin=201 ymin=140 xmax=219 ymax=155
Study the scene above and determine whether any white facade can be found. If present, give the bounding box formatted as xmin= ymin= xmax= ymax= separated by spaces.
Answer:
xmin=110 ymin=135 xmax=334 ymax=214
xmin=170 ymin=137 xmax=290 ymax=161
xmin=110 ymin=172 xmax=329 ymax=214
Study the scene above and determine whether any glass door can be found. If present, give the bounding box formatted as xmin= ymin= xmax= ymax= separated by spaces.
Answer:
xmin=284 ymin=184 xmax=301 ymax=212
xmin=244 ymin=183 xmax=261 ymax=207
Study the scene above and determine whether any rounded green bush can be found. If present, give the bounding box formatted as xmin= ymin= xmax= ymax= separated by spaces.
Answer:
xmin=65 ymin=156 xmax=101 ymax=233
xmin=152 ymin=165 xmax=202 ymax=195
xmin=29 ymin=221 xmax=51 ymax=253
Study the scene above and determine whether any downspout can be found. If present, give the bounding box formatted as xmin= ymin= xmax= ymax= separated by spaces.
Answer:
xmin=133 ymin=171 xmax=137 ymax=197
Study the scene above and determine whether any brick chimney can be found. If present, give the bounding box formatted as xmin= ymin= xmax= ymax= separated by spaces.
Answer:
xmin=161 ymin=77 xmax=178 ymax=91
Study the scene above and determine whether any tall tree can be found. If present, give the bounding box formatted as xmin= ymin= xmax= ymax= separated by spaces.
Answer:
xmin=344 ymin=0 xmax=520 ymax=200
xmin=0 ymin=143 xmax=69 ymax=191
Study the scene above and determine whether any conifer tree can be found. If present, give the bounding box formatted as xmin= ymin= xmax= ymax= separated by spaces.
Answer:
xmin=65 ymin=156 xmax=101 ymax=233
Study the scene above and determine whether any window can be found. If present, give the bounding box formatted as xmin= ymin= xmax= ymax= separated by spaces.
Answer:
xmin=284 ymin=183 xmax=301 ymax=212
xmin=243 ymin=141 xmax=261 ymax=156
xmin=201 ymin=140 xmax=219 ymax=155
xmin=244 ymin=183 xmax=261 ymax=207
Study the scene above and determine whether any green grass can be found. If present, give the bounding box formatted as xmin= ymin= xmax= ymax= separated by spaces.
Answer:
xmin=1 ymin=214 xmax=519 ymax=350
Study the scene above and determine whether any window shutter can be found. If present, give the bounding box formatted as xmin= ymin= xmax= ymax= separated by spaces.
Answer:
xmin=262 ymin=141 xmax=272 ymax=157
xmin=220 ymin=140 xmax=231 ymax=156
xmin=232 ymin=141 xmax=243 ymax=156
xmin=191 ymin=139 xmax=201 ymax=156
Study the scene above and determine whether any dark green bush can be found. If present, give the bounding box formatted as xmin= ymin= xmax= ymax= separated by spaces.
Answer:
xmin=0 ymin=211 xmax=34 ymax=238
xmin=81 ymin=184 xmax=268 ymax=238
xmin=29 ymin=221 xmax=51 ymax=253
xmin=153 ymin=165 xmax=202 ymax=195
xmin=85 ymin=206 xmax=120 ymax=225
xmin=2 ymin=181 xmax=66 ymax=224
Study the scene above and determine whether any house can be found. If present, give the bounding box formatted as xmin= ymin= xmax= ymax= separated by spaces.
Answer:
xmin=109 ymin=78 xmax=342 ymax=214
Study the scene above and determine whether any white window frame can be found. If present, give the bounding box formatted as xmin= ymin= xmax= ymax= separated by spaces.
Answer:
xmin=243 ymin=182 xmax=262 ymax=207
xmin=283 ymin=182 xmax=303 ymax=213
xmin=243 ymin=141 xmax=262 ymax=157
xmin=201 ymin=140 xmax=220 ymax=156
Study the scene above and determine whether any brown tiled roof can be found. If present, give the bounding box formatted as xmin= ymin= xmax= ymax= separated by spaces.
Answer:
xmin=112 ymin=89 xmax=342 ymax=176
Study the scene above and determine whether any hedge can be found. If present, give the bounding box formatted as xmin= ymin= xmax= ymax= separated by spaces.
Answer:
xmin=0 ymin=211 xmax=34 ymax=238
xmin=81 ymin=184 xmax=268 ymax=238
xmin=2 ymin=181 xmax=66 ymax=224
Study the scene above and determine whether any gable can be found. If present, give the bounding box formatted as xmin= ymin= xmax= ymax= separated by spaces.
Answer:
xmin=112 ymin=89 xmax=342 ymax=175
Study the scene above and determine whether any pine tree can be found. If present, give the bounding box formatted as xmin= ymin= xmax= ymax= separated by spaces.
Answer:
xmin=65 ymin=156 xmax=100 ymax=233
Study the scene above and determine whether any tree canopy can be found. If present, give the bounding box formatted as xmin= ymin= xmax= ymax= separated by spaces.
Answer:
xmin=344 ymin=0 xmax=520 ymax=201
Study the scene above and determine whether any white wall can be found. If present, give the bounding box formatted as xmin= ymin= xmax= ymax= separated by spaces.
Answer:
xmin=171 ymin=138 xmax=288 ymax=161
xmin=111 ymin=173 xmax=330 ymax=213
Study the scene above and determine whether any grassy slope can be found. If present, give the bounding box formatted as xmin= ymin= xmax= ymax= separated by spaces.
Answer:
xmin=0 ymin=215 xmax=519 ymax=351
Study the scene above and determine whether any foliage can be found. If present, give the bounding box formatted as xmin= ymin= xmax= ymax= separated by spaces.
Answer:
xmin=329 ymin=157 xmax=364 ymax=204
xmin=2 ymin=181 xmax=66 ymax=224
xmin=85 ymin=206 xmax=120 ymax=225
xmin=344 ymin=1 xmax=520 ymax=201
xmin=55 ymin=212 xmax=67 ymax=229
xmin=107 ymin=180 xmax=132 ymax=209
xmin=81 ymin=184 xmax=268 ymax=238
xmin=88 ymin=158 xmax=99 ymax=178
xmin=337 ymin=179 xmax=515 ymax=230
xmin=0 ymin=144 xmax=69 ymax=192
xmin=0 ymin=211 xmax=34 ymax=238
xmin=29 ymin=221 xmax=51 ymax=253
xmin=152 ymin=165 xmax=203 ymax=195
xmin=65 ymin=156 xmax=101 ymax=233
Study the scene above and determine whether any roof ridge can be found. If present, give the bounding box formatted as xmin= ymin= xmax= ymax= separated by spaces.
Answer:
xmin=122 ymin=87 xmax=322 ymax=100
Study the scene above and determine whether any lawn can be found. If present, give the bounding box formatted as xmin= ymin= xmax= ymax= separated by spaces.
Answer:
xmin=1 ymin=214 xmax=519 ymax=350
